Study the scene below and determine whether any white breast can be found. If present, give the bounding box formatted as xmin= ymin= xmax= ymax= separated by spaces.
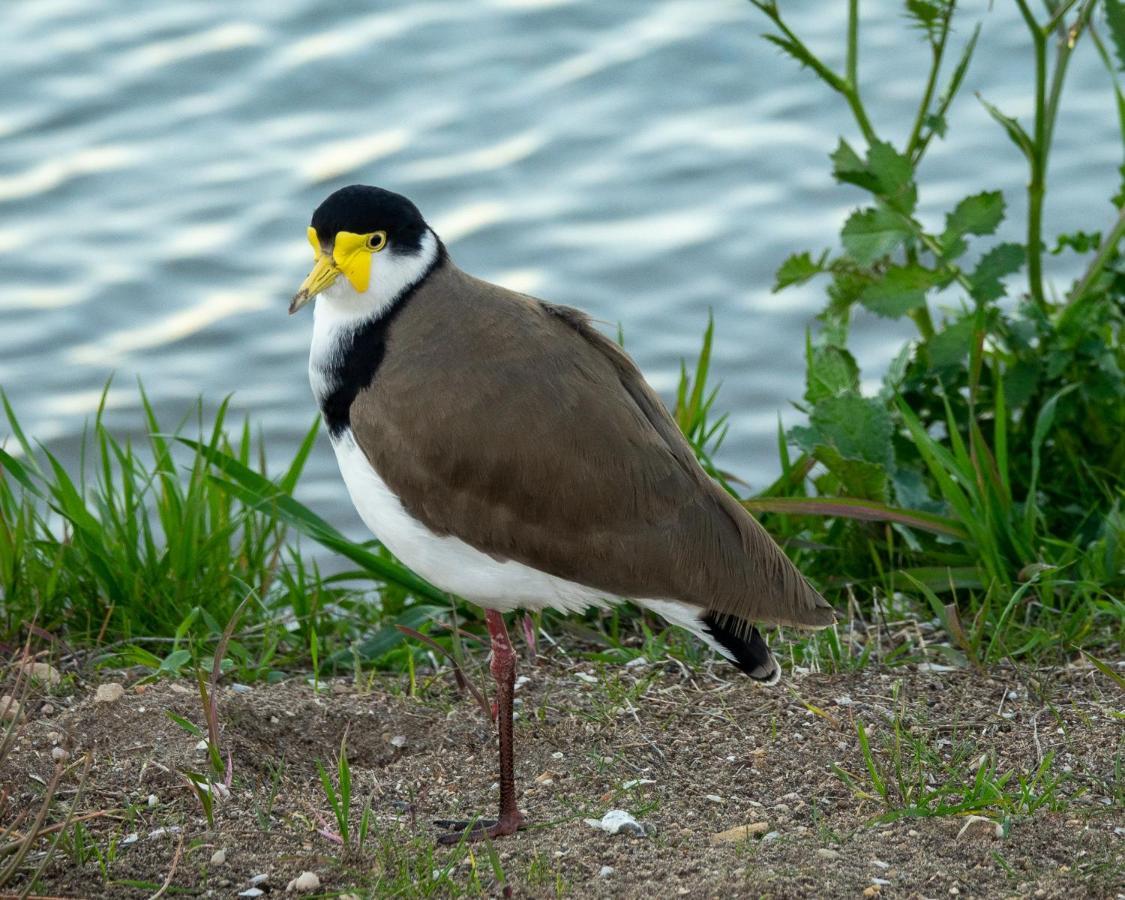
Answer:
xmin=330 ymin=430 xmax=617 ymax=614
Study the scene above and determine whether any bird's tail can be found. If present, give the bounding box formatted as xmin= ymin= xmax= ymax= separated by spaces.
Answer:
xmin=701 ymin=613 xmax=781 ymax=684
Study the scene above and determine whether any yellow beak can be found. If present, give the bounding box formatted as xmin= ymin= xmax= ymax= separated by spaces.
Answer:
xmin=289 ymin=254 xmax=340 ymax=314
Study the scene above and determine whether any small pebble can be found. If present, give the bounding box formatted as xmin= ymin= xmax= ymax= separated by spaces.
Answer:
xmin=249 ymin=873 xmax=269 ymax=886
xmin=584 ymin=809 xmax=646 ymax=836
xmin=25 ymin=662 xmax=62 ymax=686
xmin=93 ymin=684 xmax=124 ymax=706
xmin=210 ymin=849 xmax=227 ymax=865
xmin=51 ymin=746 xmax=69 ymax=762
xmin=238 ymin=890 xmax=263 ymax=898
xmin=0 ymin=695 xmax=23 ymax=722
xmin=551 ymin=751 xmax=564 ymax=759
xmin=711 ymin=823 xmax=768 ymax=844
xmin=598 ymin=866 xmax=615 ymax=878
xmin=389 ymin=735 xmax=406 ymax=748
xmin=147 ymin=794 xmax=158 ymax=808
xmin=286 ymin=871 xmax=320 ymax=893
xmin=705 ymin=794 xmax=723 ymax=804
xmin=231 ymin=683 xmax=252 ymax=694
xmin=94 ymin=683 xmax=125 ymax=703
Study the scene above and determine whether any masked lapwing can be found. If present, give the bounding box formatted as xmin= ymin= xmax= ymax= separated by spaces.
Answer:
xmin=291 ymin=184 xmax=835 ymax=842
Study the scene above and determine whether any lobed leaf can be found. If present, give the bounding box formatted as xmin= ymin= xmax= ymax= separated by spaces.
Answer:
xmin=968 ymin=242 xmax=1025 ymax=302
xmin=841 ymin=206 xmax=912 ymax=264
xmin=774 ymin=250 xmax=828 ymax=291
xmin=858 ymin=264 xmax=941 ymax=318
xmin=942 ymin=191 xmax=1006 ymax=255
xmin=866 ymin=141 xmax=918 ymax=214
xmin=804 ymin=341 xmax=860 ymax=404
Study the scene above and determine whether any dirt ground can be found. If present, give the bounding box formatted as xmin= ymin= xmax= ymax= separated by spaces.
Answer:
xmin=2 ymin=654 xmax=1122 ymax=899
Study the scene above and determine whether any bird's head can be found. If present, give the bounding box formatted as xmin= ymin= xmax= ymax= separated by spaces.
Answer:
xmin=290 ymin=185 xmax=436 ymax=315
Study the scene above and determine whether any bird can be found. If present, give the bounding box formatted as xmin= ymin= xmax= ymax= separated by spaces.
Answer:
xmin=290 ymin=184 xmax=835 ymax=843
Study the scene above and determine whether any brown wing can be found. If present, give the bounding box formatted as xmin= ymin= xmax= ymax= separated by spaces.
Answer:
xmin=349 ymin=261 xmax=834 ymax=629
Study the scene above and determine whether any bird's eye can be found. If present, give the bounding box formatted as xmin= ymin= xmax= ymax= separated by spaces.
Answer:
xmin=367 ymin=232 xmax=387 ymax=252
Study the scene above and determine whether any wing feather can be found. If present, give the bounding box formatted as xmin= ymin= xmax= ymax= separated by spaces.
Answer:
xmin=348 ymin=262 xmax=834 ymax=629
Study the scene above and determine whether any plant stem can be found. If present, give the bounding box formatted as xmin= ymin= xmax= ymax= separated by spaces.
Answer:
xmin=1067 ymin=205 xmax=1125 ymax=307
xmin=751 ymin=0 xmax=877 ymax=146
xmin=844 ymin=0 xmax=878 ymax=146
xmin=910 ymin=306 xmax=936 ymax=340
xmin=910 ymin=226 xmax=975 ymax=294
xmin=906 ymin=6 xmax=953 ymax=160
xmin=1044 ymin=1 xmax=1096 ymax=154
xmin=846 ymin=0 xmax=860 ymax=88
xmin=1016 ymin=0 xmax=1049 ymax=312
xmin=905 ymin=245 xmax=935 ymax=340
xmin=1044 ymin=0 xmax=1082 ymax=35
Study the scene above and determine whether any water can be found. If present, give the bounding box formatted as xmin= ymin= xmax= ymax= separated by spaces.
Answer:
xmin=1 ymin=0 xmax=1118 ymax=535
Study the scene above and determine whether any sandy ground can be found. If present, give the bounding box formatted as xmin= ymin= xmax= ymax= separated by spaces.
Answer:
xmin=2 ymin=654 xmax=1122 ymax=898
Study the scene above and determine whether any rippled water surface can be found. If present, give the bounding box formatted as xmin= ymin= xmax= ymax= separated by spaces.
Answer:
xmin=1 ymin=0 xmax=1118 ymax=531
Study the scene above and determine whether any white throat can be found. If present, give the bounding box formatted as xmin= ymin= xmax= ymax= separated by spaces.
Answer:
xmin=308 ymin=229 xmax=440 ymax=403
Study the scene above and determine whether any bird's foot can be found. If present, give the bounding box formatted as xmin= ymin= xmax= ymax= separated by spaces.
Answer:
xmin=434 ymin=812 xmax=525 ymax=845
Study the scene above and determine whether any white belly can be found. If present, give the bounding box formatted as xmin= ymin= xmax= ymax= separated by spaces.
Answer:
xmin=331 ymin=430 xmax=616 ymax=614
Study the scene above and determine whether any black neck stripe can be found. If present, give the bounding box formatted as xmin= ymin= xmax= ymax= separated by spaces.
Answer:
xmin=320 ymin=244 xmax=447 ymax=437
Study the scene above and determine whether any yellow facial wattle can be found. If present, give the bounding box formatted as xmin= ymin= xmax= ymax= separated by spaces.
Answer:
xmin=332 ymin=230 xmax=374 ymax=293
xmin=290 ymin=226 xmax=388 ymax=314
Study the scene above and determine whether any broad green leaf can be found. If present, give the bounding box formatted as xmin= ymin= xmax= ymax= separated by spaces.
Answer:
xmin=774 ymin=250 xmax=828 ymax=291
xmin=928 ymin=314 xmax=976 ymax=371
xmin=1106 ymin=0 xmax=1125 ymax=72
xmin=831 ymin=139 xmax=917 ymax=214
xmin=858 ymin=264 xmax=940 ymax=318
xmin=866 ymin=141 xmax=917 ymax=214
xmin=831 ymin=139 xmax=878 ymax=191
xmin=942 ymin=191 xmax=1005 ymax=255
xmin=841 ymin=206 xmax=911 ymax=264
xmin=968 ymin=242 xmax=1024 ymax=302
xmin=805 ymin=342 xmax=860 ymax=405
xmin=814 ymin=447 xmax=890 ymax=500
xmin=791 ymin=395 xmax=894 ymax=468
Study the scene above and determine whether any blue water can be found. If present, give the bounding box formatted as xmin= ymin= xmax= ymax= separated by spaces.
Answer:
xmin=0 ymin=0 xmax=1118 ymax=532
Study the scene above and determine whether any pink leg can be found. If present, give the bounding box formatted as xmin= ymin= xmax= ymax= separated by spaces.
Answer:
xmin=436 ymin=610 xmax=526 ymax=843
